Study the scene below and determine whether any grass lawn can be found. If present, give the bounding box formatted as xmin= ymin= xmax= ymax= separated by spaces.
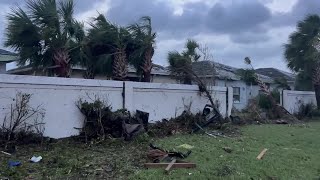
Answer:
xmin=1 ymin=122 xmax=320 ymax=179
xmin=132 ymin=122 xmax=320 ymax=180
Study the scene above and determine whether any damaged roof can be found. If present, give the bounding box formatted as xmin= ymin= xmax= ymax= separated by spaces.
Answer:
xmin=0 ymin=49 xmax=19 ymax=62
xmin=255 ymin=68 xmax=295 ymax=82
xmin=191 ymin=61 xmax=274 ymax=83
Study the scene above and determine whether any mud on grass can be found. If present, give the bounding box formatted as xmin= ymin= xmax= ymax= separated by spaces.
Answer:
xmin=0 ymin=138 xmax=148 ymax=179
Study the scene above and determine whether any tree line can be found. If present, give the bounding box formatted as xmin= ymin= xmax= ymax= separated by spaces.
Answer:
xmin=4 ymin=0 xmax=155 ymax=82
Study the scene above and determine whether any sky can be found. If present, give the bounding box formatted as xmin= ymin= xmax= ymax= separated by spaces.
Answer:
xmin=0 ymin=0 xmax=320 ymax=72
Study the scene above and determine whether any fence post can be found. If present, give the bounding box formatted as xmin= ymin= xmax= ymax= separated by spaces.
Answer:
xmin=124 ymin=81 xmax=134 ymax=112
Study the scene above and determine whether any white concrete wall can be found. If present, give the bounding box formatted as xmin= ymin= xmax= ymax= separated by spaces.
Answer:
xmin=0 ymin=74 xmax=231 ymax=138
xmin=281 ymin=90 xmax=316 ymax=114
xmin=125 ymin=82 xmax=229 ymax=122
xmin=0 ymin=75 xmax=123 ymax=138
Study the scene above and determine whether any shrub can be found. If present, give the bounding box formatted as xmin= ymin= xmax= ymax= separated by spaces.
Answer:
xmin=257 ymin=90 xmax=280 ymax=110
xmin=0 ymin=92 xmax=46 ymax=150
xmin=295 ymin=102 xmax=316 ymax=120
xmin=76 ymin=98 xmax=148 ymax=142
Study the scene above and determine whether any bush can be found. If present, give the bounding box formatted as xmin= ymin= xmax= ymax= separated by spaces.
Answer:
xmin=257 ymin=90 xmax=280 ymax=110
xmin=295 ymin=102 xmax=317 ymax=120
xmin=0 ymin=92 xmax=46 ymax=150
xmin=76 ymin=98 xmax=148 ymax=142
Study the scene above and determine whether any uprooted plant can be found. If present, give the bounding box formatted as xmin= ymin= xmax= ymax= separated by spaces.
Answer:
xmin=243 ymin=57 xmax=298 ymax=122
xmin=0 ymin=92 xmax=45 ymax=151
xmin=76 ymin=96 xmax=148 ymax=143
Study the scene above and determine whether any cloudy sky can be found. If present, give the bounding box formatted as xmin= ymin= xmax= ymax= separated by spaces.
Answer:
xmin=1 ymin=0 xmax=320 ymax=71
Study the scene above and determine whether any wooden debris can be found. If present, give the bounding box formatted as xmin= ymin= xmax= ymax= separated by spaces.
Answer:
xmin=144 ymin=163 xmax=196 ymax=169
xmin=257 ymin=148 xmax=268 ymax=160
xmin=165 ymin=159 xmax=177 ymax=173
xmin=222 ymin=147 xmax=232 ymax=153
xmin=1 ymin=151 xmax=11 ymax=156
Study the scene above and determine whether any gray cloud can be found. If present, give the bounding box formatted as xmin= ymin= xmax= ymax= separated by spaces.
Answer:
xmin=230 ymin=32 xmax=271 ymax=44
xmin=0 ymin=0 xmax=319 ymax=72
xmin=206 ymin=1 xmax=271 ymax=34
xmin=269 ymin=0 xmax=320 ymax=27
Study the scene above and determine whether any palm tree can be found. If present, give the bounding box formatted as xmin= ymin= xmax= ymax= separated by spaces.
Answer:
xmin=129 ymin=16 xmax=156 ymax=82
xmin=167 ymin=39 xmax=200 ymax=84
xmin=88 ymin=14 xmax=131 ymax=81
xmin=284 ymin=14 xmax=320 ymax=108
xmin=5 ymin=0 xmax=82 ymax=77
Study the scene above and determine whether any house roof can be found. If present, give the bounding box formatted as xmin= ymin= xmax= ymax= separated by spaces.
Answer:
xmin=6 ymin=62 xmax=170 ymax=76
xmin=0 ymin=49 xmax=18 ymax=62
xmin=191 ymin=61 xmax=274 ymax=83
xmin=255 ymin=68 xmax=295 ymax=82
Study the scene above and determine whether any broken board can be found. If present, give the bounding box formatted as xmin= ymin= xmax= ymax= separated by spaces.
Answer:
xmin=144 ymin=163 xmax=196 ymax=169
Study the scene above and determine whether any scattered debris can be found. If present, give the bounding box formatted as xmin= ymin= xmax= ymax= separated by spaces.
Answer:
xmin=275 ymin=120 xmax=288 ymax=124
xmin=146 ymin=143 xmax=195 ymax=173
xmin=144 ymin=162 xmax=196 ymax=169
xmin=222 ymin=147 xmax=232 ymax=153
xmin=76 ymin=98 xmax=149 ymax=142
xmin=8 ymin=160 xmax=21 ymax=167
xmin=0 ymin=151 xmax=11 ymax=156
xmin=147 ymin=149 xmax=168 ymax=163
xmin=30 ymin=156 xmax=42 ymax=163
xmin=257 ymin=148 xmax=268 ymax=160
xmin=177 ymin=144 xmax=194 ymax=149
xmin=192 ymin=104 xmax=222 ymax=133
xmin=165 ymin=159 xmax=177 ymax=173
xmin=148 ymin=143 xmax=191 ymax=163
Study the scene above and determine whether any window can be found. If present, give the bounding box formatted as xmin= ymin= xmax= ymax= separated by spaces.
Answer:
xmin=233 ymin=87 xmax=240 ymax=103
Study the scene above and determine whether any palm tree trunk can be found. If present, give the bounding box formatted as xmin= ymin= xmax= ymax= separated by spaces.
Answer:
xmin=113 ymin=48 xmax=128 ymax=81
xmin=83 ymin=65 xmax=95 ymax=79
xmin=183 ymin=73 xmax=192 ymax=84
xmin=312 ymin=63 xmax=320 ymax=109
xmin=314 ymin=84 xmax=320 ymax=109
xmin=53 ymin=48 xmax=71 ymax=78
xmin=141 ymin=47 xmax=153 ymax=82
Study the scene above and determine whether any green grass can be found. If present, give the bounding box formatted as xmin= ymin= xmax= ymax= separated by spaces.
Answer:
xmin=132 ymin=122 xmax=320 ymax=180
xmin=1 ymin=122 xmax=320 ymax=179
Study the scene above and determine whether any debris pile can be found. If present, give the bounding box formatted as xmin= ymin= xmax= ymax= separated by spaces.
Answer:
xmin=231 ymin=99 xmax=299 ymax=125
xmin=149 ymin=104 xmax=225 ymax=137
xmin=76 ymin=99 xmax=149 ymax=142
xmin=145 ymin=143 xmax=196 ymax=173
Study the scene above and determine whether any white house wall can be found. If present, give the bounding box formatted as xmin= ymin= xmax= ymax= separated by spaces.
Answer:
xmin=215 ymin=79 xmax=248 ymax=110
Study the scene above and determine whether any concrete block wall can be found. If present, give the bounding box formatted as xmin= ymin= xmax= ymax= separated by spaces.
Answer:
xmin=281 ymin=90 xmax=316 ymax=114
xmin=0 ymin=74 xmax=232 ymax=138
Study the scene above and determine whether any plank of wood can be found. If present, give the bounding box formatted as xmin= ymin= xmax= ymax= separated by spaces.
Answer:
xmin=165 ymin=159 xmax=177 ymax=173
xmin=0 ymin=151 xmax=11 ymax=156
xmin=257 ymin=148 xmax=268 ymax=160
xmin=144 ymin=163 xmax=196 ymax=169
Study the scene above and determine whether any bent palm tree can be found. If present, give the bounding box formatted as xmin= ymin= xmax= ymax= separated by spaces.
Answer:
xmin=5 ymin=0 xmax=82 ymax=77
xmin=167 ymin=39 xmax=200 ymax=84
xmin=129 ymin=16 xmax=156 ymax=82
xmin=88 ymin=14 xmax=131 ymax=81
xmin=284 ymin=14 xmax=320 ymax=108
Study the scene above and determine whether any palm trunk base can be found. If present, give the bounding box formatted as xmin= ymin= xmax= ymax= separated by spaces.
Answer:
xmin=314 ymin=84 xmax=320 ymax=109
